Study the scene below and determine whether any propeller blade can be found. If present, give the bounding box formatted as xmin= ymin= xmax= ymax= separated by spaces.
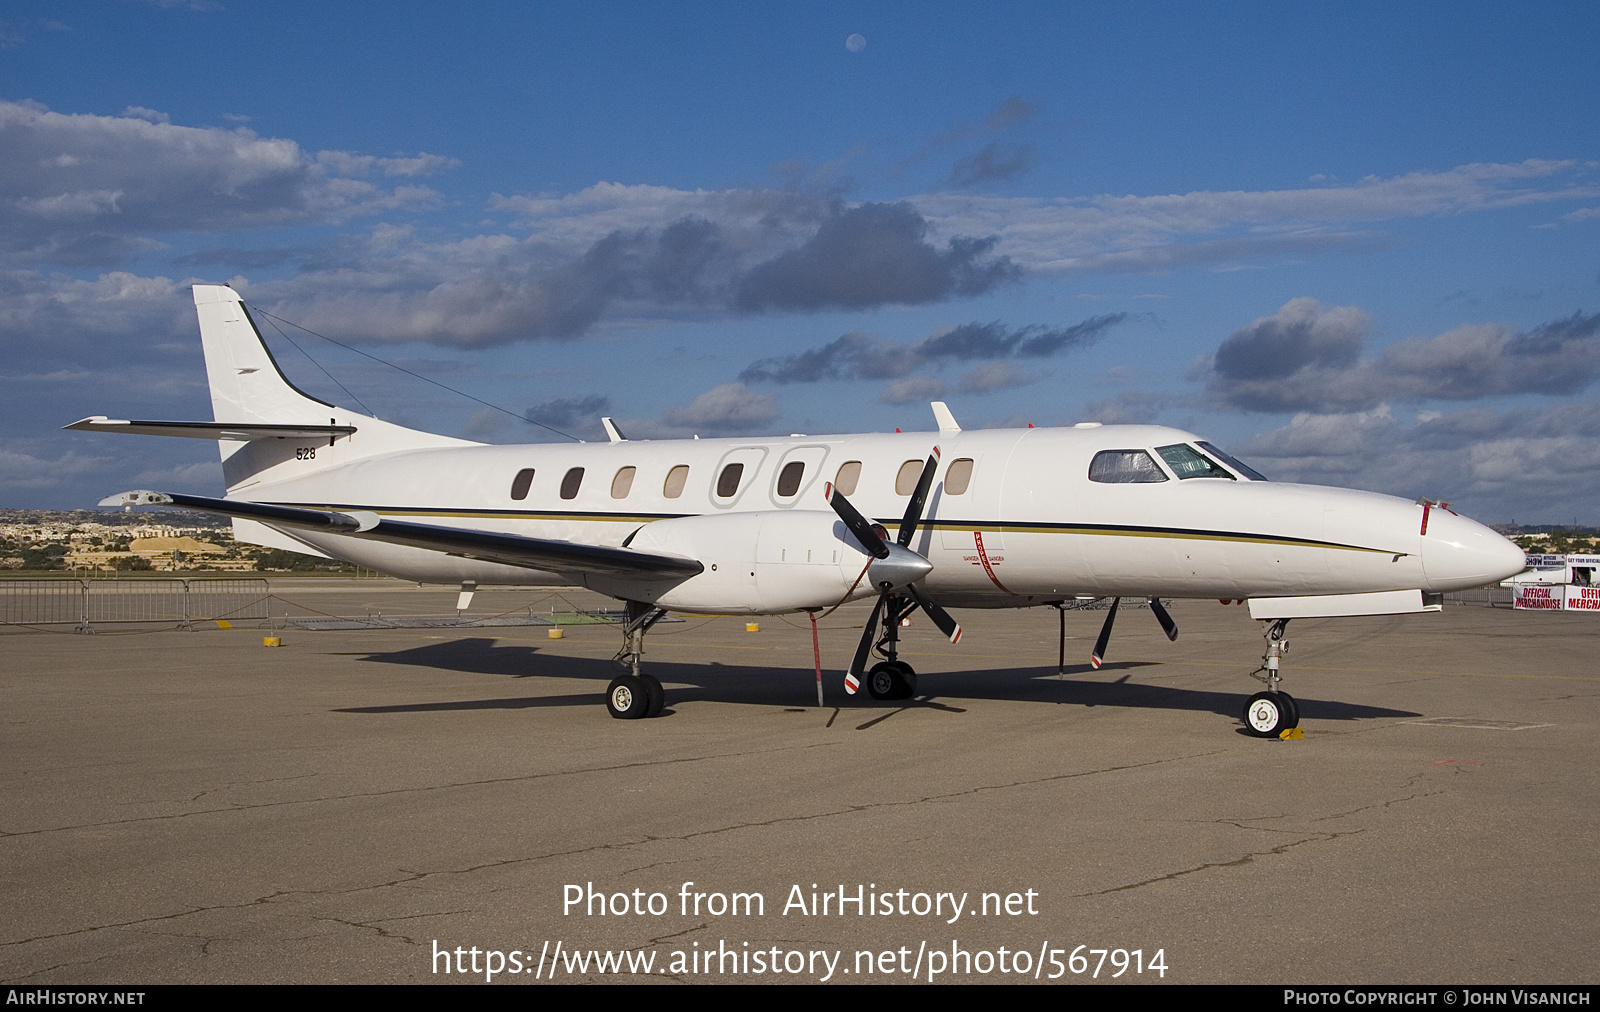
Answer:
xmin=825 ymin=482 xmax=890 ymax=559
xmin=1090 ymin=597 xmax=1120 ymax=669
xmin=1149 ymin=597 xmax=1178 ymax=641
xmin=847 ymin=593 xmax=887 ymax=690
xmin=907 ymin=583 xmax=962 ymax=644
xmin=897 ymin=447 xmax=941 ymax=547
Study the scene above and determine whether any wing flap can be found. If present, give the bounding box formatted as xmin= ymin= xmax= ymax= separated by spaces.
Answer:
xmin=98 ymin=490 xmax=704 ymax=579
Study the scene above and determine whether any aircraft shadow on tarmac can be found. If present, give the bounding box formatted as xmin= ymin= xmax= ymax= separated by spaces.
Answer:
xmin=333 ymin=637 xmax=1418 ymax=724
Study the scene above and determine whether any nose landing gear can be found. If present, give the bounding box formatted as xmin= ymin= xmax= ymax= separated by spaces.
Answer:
xmin=1242 ymin=618 xmax=1299 ymax=737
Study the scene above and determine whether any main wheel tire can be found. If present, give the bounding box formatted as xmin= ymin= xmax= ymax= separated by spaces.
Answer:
xmin=641 ymin=673 xmax=665 ymax=718
xmin=1242 ymin=690 xmax=1290 ymax=737
xmin=1276 ymin=690 xmax=1300 ymax=730
xmin=866 ymin=661 xmax=899 ymax=700
xmin=607 ymin=675 xmax=650 ymax=719
xmin=888 ymin=661 xmax=917 ymax=699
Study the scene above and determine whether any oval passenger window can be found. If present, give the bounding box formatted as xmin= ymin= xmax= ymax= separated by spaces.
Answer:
xmin=895 ymin=460 xmax=923 ymax=496
xmin=663 ymin=464 xmax=689 ymax=498
xmin=944 ymin=458 xmax=974 ymax=495
xmin=776 ymin=461 xmax=805 ymax=497
xmin=560 ymin=467 xmax=585 ymax=500
xmin=611 ymin=466 xmax=636 ymax=499
xmin=834 ymin=461 xmax=862 ymax=496
xmin=510 ymin=468 xmax=535 ymax=501
xmin=717 ymin=463 xmax=744 ymax=498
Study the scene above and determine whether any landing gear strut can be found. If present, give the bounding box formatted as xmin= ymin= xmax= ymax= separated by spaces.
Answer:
xmin=1242 ymin=618 xmax=1299 ymax=737
xmin=866 ymin=593 xmax=918 ymax=700
xmin=608 ymin=600 xmax=668 ymax=719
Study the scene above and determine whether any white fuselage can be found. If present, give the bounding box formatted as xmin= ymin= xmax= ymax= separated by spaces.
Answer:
xmin=234 ymin=423 xmax=1524 ymax=615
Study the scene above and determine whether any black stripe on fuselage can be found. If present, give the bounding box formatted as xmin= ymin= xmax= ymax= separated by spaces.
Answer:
xmin=263 ymin=502 xmax=1403 ymax=556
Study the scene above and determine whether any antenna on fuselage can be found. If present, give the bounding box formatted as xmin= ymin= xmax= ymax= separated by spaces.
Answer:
xmin=931 ymin=401 xmax=961 ymax=433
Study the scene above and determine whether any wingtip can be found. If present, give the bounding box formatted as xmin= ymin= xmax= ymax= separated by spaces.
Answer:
xmin=97 ymin=489 xmax=171 ymax=508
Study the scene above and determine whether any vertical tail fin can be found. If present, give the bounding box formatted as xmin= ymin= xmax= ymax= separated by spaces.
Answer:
xmin=194 ymin=284 xmax=338 ymax=425
xmin=190 ymin=285 xmax=474 ymax=492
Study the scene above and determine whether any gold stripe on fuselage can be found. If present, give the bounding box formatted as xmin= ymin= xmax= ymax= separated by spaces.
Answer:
xmin=270 ymin=503 xmax=1407 ymax=557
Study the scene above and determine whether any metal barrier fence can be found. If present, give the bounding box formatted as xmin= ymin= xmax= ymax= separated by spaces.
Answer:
xmin=1443 ymin=586 xmax=1514 ymax=608
xmin=0 ymin=578 xmax=271 ymax=631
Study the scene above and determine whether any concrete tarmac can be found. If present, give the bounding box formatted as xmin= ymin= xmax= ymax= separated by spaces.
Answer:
xmin=1 ymin=580 xmax=1596 ymax=985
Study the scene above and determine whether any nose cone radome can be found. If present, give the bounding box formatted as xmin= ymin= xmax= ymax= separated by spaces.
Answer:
xmin=1421 ymin=511 xmax=1528 ymax=592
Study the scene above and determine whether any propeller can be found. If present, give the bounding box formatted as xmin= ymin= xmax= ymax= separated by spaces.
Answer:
xmin=1090 ymin=597 xmax=1120 ymax=669
xmin=1089 ymin=596 xmax=1178 ymax=669
xmin=1149 ymin=597 xmax=1179 ymax=641
xmin=827 ymin=448 xmax=961 ymax=693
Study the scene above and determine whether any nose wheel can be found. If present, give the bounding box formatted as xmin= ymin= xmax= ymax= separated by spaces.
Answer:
xmin=1242 ymin=690 xmax=1299 ymax=737
xmin=1242 ymin=618 xmax=1300 ymax=737
xmin=1241 ymin=618 xmax=1305 ymax=736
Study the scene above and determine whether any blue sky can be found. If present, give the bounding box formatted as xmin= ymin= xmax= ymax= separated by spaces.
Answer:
xmin=2 ymin=1 xmax=1598 ymax=522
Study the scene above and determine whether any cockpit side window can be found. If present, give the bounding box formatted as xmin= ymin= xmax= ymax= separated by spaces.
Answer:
xmin=1197 ymin=441 xmax=1269 ymax=481
xmin=1156 ymin=443 xmax=1234 ymax=480
xmin=1088 ymin=450 xmax=1168 ymax=483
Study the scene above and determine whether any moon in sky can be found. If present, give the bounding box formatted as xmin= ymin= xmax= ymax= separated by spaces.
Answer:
xmin=845 ymin=33 xmax=866 ymax=52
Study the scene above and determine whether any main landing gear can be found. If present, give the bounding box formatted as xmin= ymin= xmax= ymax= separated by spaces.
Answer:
xmin=607 ymin=600 xmax=668 ymax=719
xmin=865 ymin=594 xmax=919 ymax=700
xmin=1242 ymin=618 xmax=1300 ymax=737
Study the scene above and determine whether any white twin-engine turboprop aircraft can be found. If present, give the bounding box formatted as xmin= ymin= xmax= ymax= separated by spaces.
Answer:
xmin=76 ymin=284 xmax=1526 ymax=733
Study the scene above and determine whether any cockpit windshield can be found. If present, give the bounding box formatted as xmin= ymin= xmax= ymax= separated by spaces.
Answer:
xmin=1196 ymin=441 xmax=1268 ymax=481
xmin=1156 ymin=443 xmax=1235 ymax=480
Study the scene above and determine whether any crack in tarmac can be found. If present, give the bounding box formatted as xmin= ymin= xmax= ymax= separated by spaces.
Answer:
xmin=1074 ymin=827 xmax=1369 ymax=897
xmin=1078 ymin=784 xmax=1445 ymax=897
xmin=313 ymin=915 xmax=424 ymax=948
xmin=0 ymin=747 xmax=1225 ymax=960
xmin=1 ymin=950 xmax=119 ymax=985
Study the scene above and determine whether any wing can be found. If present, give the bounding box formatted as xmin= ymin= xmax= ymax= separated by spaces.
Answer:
xmin=100 ymin=490 xmax=703 ymax=579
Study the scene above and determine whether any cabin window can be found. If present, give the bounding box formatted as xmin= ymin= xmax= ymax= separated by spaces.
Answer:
xmin=776 ymin=461 xmax=805 ymax=497
xmin=716 ymin=462 xmax=744 ymax=498
xmin=1156 ymin=443 xmax=1234 ymax=480
xmin=663 ymin=464 xmax=690 ymax=498
xmin=611 ymin=466 xmax=636 ymax=499
xmin=560 ymin=467 xmax=585 ymax=499
xmin=510 ymin=468 xmax=535 ymax=501
xmin=1088 ymin=450 xmax=1168 ymax=483
xmin=1197 ymin=441 xmax=1269 ymax=481
xmin=894 ymin=459 xmax=924 ymax=496
xmin=834 ymin=460 xmax=862 ymax=496
xmin=944 ymin=458 xmax=974 ymax=495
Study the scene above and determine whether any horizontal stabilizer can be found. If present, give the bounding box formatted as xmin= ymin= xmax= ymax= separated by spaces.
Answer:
xmin=66 ymin=417 xmax=357 ymax=441
xmin=98 ymin=490 xmax=705 ymax=579
xmin=1248 ymin=589 xmax=1443 ymax=620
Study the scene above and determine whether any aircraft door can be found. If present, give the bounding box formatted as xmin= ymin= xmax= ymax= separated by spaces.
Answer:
xmin=708 ymin=446 xmax=769 ymax=509
xmin=768 ymin=445 xmax=831 ymax=508
xmin=938 ymin=453 xmax=1003 ymax=551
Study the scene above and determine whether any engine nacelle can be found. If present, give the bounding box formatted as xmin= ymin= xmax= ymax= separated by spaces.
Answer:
xmin=585 ymin=510 xmax=875 ymax=613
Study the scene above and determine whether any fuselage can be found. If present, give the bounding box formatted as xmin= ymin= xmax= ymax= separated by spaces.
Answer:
xmin=234 ymin=422 xmax=1525 ymax=614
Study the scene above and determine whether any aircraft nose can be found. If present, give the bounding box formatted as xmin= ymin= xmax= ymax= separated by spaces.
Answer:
xmin=1420 ymin=510 xmax=1527 ymax=592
